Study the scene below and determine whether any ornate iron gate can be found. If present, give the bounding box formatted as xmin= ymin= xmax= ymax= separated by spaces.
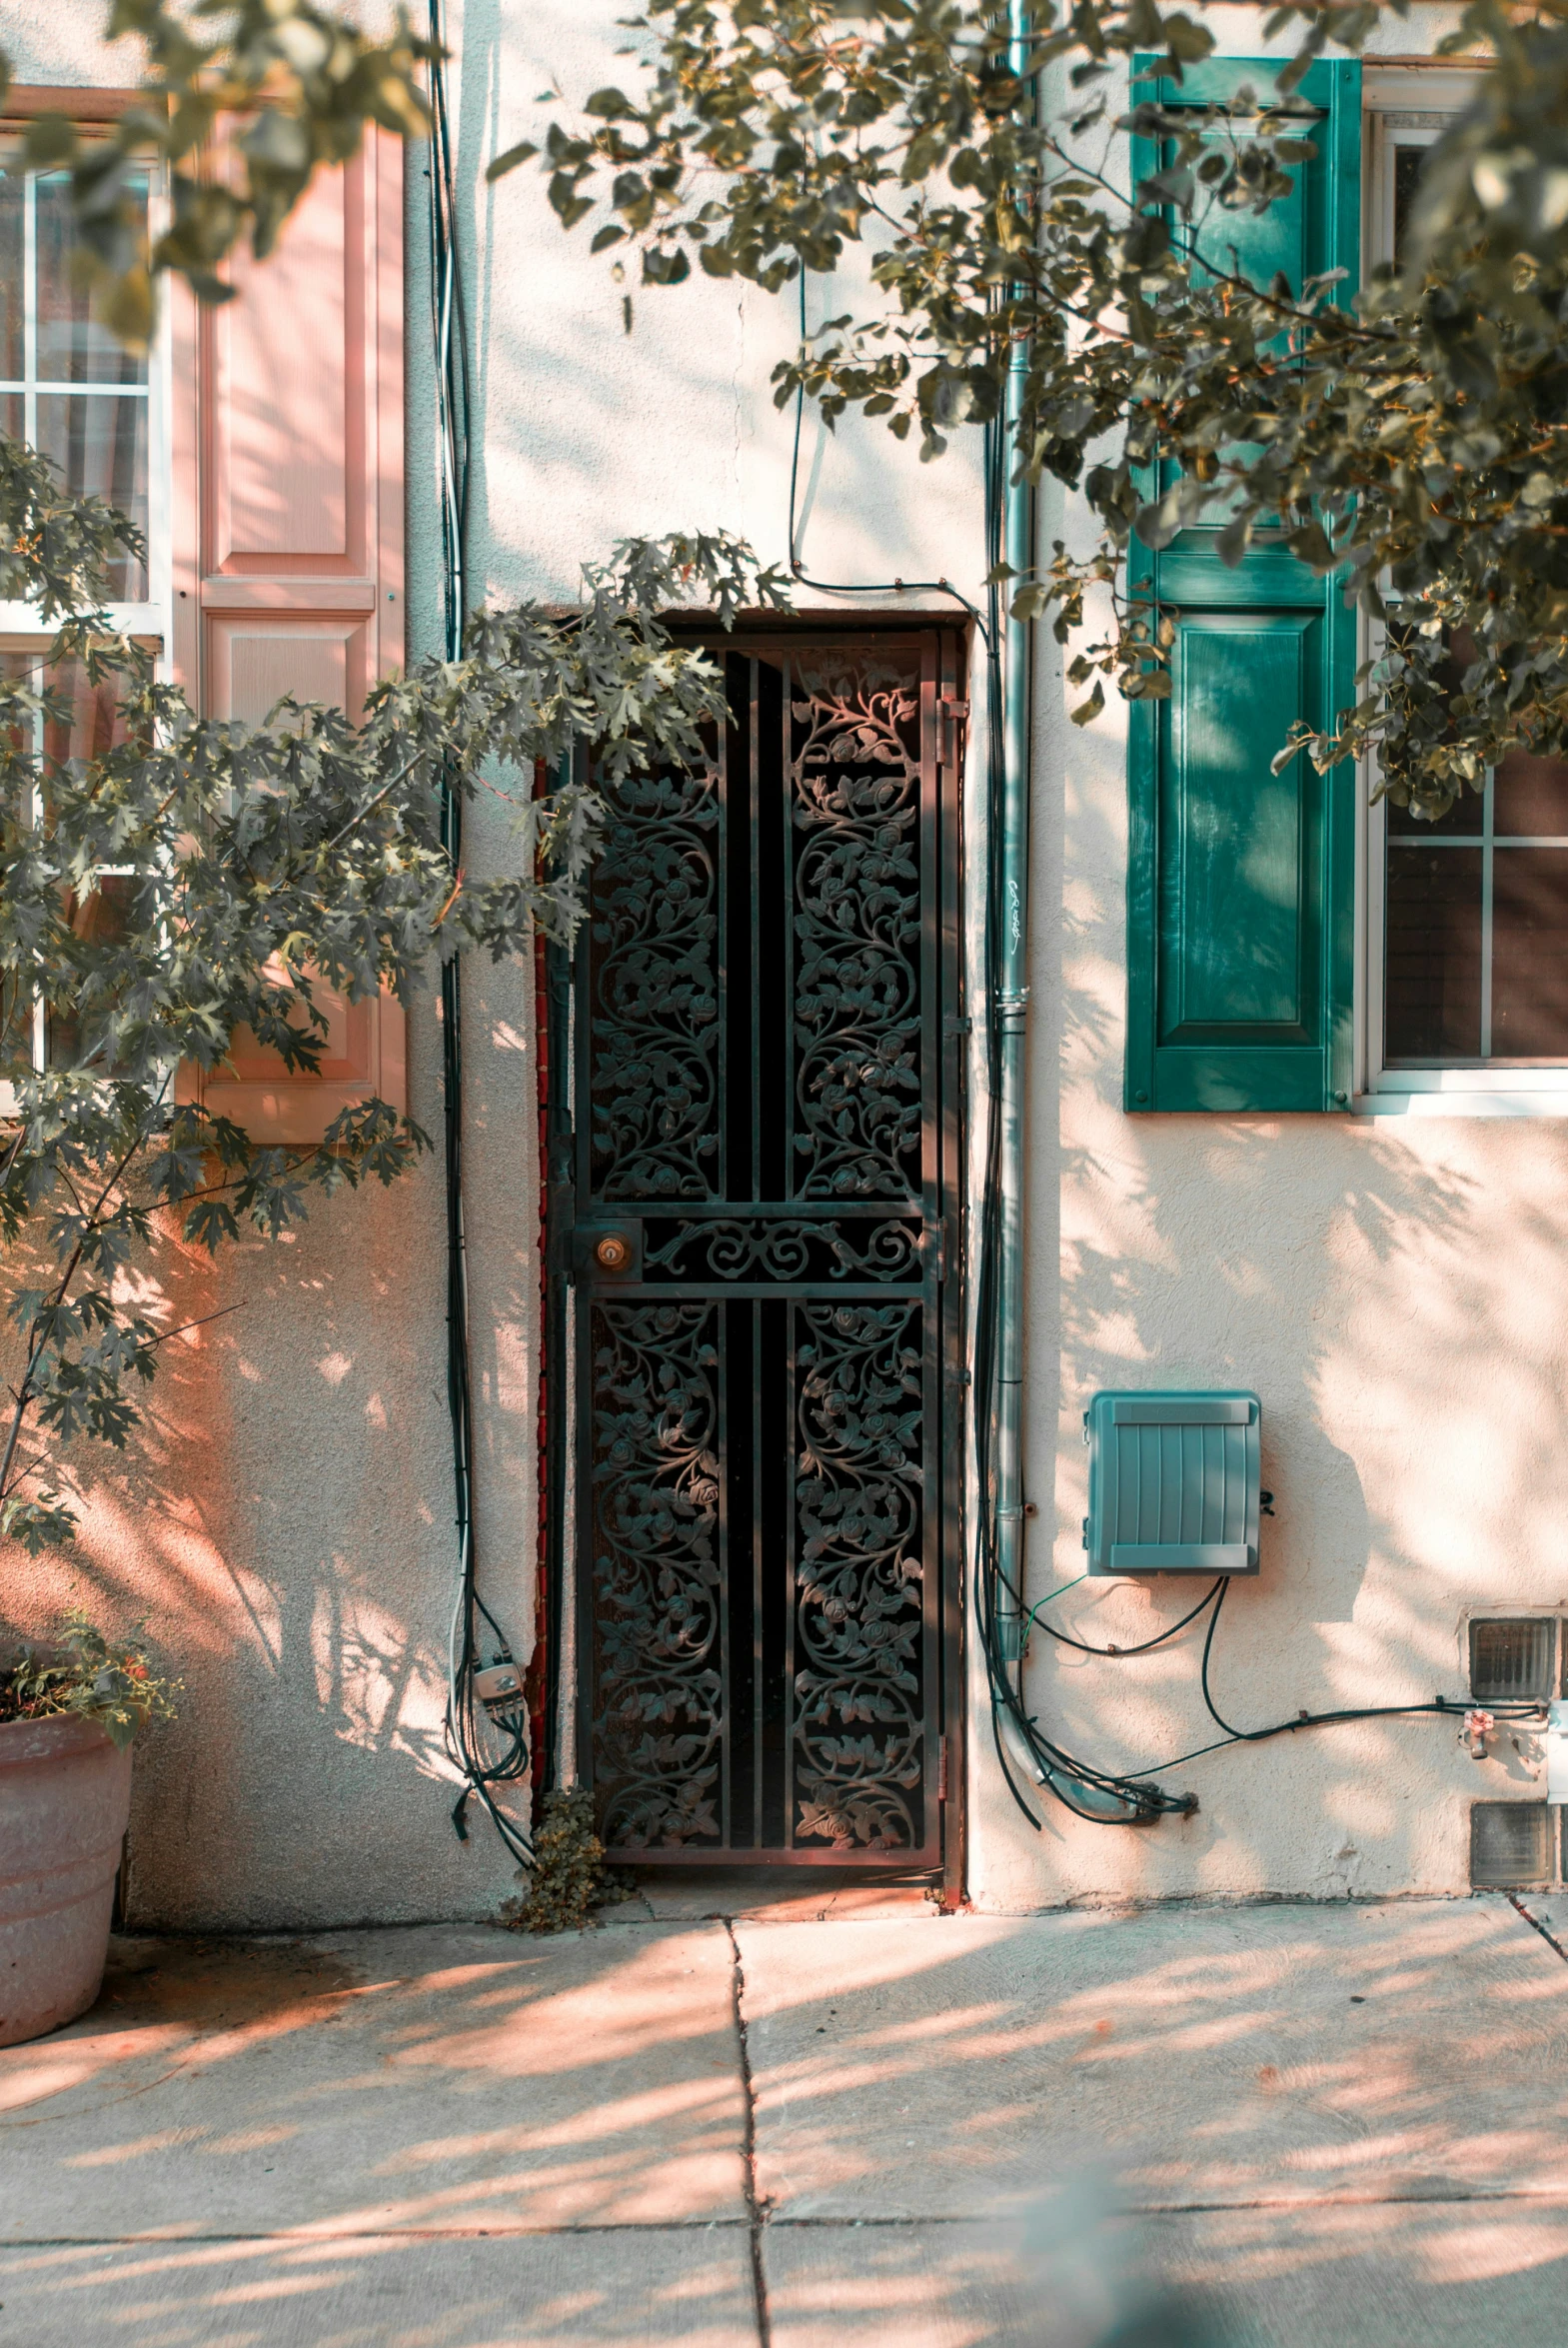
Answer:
xmin=561 ymin=628 xmax=963 ymax=1867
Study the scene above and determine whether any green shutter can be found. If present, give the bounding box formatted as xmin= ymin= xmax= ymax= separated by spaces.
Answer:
xmin=1125 ymin=57 xmax=1361 ymax=1114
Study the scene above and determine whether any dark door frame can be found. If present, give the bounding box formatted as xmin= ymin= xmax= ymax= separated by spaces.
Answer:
xmin=540 ymin=616 xmax=967 ymax=1897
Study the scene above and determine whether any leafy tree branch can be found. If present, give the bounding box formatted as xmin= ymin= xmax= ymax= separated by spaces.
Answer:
xmin=0 ymin=436 xmax=787 ymax=1551
xmin=503 ymin=0 xmax=1568 ymax=814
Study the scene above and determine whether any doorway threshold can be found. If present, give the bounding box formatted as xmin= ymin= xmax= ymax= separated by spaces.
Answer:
xmin=608 ymin=1866 xmax=941 ymax=1923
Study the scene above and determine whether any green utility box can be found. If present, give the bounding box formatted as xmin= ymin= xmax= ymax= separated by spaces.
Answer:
xmin=1083 ymin=1390 xmax=1262 ymax=1577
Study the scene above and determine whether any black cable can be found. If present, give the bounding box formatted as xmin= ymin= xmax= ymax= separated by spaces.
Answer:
xmin=779 ymin=260 xmax=1199 ymax=1827
xmin=427 ymin=0 xmax=531 ymax=1867
xmin=963 ymin=286 xmax=1193 ymax=1827
xmin=1031 ymin=1577 xmax=1223 ymax=1659
xmin=787 ymin=277 xmax=987 ymax=637
xmin=1191 ymin=1578 xmax=1542 ymax=1757
xmin=779 ymin=263 xmax=1177 ymax=1826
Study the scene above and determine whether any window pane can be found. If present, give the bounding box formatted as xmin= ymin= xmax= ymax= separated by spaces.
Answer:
xmin=1393 ymin=144 xmax=1425 ymax=267
xmin=1385 ymin=788 xmax=1483 ymax=842
xmin=1492 ymin=848 xmax=1568 ymax=1056
xmin=1493 ymin=746 xmax=1568 ymax=839
xmin=36 ymin=171 xmax=147 ymax=386
xmin=1470 ymin=1802 xmax=1553 ymax=1889
xmin=0 ymin=652 xmax=33 ymax=1082
xmin=42 ymin=657 xmax=128 ymax=770
xmin=0 ymin=165 xmax=21 ymax=382
xmin=1470 ymin=1617 xmax=1556 ymax=1702
xmin=36 ymin=394 xmax=147 ymax=599
xmin=45 ymin=874 xmax=134 ymax=1071
xmin=1385 ymin=846 xmax=1482 ymax=1059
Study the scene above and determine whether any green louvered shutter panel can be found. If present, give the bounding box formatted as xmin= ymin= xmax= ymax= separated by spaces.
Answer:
xmin=1126 ymin=58 xmax=1361 ymax=1113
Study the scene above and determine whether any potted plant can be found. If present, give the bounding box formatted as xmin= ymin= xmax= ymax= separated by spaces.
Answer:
xmin=0 ymin=1612 xmax=177 ymax=2048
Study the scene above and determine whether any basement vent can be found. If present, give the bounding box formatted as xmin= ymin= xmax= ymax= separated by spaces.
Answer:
xmin=1469 ymin=1617 xmax=1557 ymax=1703
xmin=1470 ymin=1802 xmax=1554 ymax=1889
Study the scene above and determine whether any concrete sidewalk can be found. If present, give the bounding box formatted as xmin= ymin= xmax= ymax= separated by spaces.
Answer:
xmin=2 ymin=1885 xmax=1567 ymax=2345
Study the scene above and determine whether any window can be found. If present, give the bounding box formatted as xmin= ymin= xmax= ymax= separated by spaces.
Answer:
xmin=1470 ymin=1616 xmax=1560 ymax=1705
xmin=1470 ymin=1802 xmax=1559 ymax=1890
xmin=1466 ymin=1614 xmax=1562 ymax=1888
xmin=0 ymin=163 xmax=151 ymax=600
xmin=0 ymin=146 xmax=161 ymax=1105
xmin=1361 ymin=91 xmax=1568 ymax=1106
xmin=1383 ymin=677 xmax=1568 ymax=1070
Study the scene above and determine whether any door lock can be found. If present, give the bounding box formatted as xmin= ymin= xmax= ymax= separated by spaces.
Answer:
xmin=573 ymin=1222 xmax=644 ymax=1280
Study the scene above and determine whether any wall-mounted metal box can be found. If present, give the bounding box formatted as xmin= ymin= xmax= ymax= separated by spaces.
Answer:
xmin=1083 ymin=1390 xmax=1261 ymax=1577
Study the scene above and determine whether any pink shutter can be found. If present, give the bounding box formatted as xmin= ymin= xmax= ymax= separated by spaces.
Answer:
xmin=173 ymin=132 xmax=407 ymax=1145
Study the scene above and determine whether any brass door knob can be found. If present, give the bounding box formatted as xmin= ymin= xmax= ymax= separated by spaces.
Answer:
xmin=594 ymin=1233 xmax=632 ymax=1271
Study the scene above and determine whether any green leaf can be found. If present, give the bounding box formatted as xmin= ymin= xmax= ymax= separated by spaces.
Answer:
xmin=1069 ymin=681 xmax=1105 ymax=727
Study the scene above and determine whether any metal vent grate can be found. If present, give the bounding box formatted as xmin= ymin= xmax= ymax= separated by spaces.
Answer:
xmin=1469 ymin=1617 xmax=1557 ymax=1703
xmin=1470 ymin=1801 xmax=1554 ymax=1889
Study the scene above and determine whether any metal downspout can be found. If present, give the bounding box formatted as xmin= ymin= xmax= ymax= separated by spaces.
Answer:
xmin=992 ymin=0 xmax=1034 ymax=1664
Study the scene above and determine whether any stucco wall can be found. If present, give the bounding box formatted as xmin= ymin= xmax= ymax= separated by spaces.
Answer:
xmin=0 ymin=1 xmax=544 ymax=1927
xmin=3 ymin=0 xmax=1536 ymax=1921
xmin=969 ymin=6 xmax=1558 ymax=1909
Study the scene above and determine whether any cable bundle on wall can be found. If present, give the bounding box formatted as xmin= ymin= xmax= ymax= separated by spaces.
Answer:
xmin=427 ymin=1 xmax=531 ymax=1867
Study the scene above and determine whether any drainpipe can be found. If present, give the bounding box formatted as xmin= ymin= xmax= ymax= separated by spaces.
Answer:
xmin=992 ymin=0 xmax=1035 ymax=1665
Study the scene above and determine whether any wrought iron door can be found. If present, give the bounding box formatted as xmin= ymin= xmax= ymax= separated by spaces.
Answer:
xmin=564 ymin=629 xmax=963 ymax=1866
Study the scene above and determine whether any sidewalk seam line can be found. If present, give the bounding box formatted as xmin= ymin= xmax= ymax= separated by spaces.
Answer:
xmin=9 ymin=2188 xmax=1568 ymax=2256
xmin=725 ymin=1916 xmax=772 ymax=2348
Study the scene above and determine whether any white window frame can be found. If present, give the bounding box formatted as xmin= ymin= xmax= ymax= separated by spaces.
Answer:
xmin=0 ymin=144 xmax=173 ymax=643
xmin=1355 ymin=75 xmax=1568 ymax=1115
xmin=0 ymin=143 xmax=172 ymax=1115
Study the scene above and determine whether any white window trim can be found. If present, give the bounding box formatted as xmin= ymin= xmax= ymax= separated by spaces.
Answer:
xmin=0 ymin=155 xmax=172 ymax=1117
xmin=0 ymin=151 xmax=173 ymax=649
xmin=1351 ymin=75 xmax=1568 ymax=1117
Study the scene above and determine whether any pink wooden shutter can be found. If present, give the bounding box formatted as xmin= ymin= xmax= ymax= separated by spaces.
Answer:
xmin=172 ymin=131 xmax=407 ymax=1145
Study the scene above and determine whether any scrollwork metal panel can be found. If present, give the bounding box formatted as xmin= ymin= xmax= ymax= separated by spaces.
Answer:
xmin=790 ymin=656 xmax=925 ymax=1200
xmin=572 ymin=631 xmax=959 ymax=1869
xmin=589 ymin=1300 xmax=725 ymax=1850
xmin=642 ymin=1216 xmax=923 ymax=1285
xmin=589 ymin=760 xmax=722 ymax=1200
xmin=792 ymin=1299 xmax=926 ymax=1850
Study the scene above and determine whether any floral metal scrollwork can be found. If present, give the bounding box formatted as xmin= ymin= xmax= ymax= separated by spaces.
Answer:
xmin=590 ymin=762 xmax=721 ymax=1199
xmin=642 ymin=1216 xmax=924 ymax=1284
xmin=591 ymin=1301 xmax=724 ymax=1849
xmin=792 ymin=1299 xmax=925 ymax=1849
xmin=790 ymin=659 xmax=923 ymax=1199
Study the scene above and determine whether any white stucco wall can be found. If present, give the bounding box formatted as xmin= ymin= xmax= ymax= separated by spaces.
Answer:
xmin=3 ymin=0 xmax=1537 ymax=1921
xmin=969 ymin=6 xmax=1558 ymax=1909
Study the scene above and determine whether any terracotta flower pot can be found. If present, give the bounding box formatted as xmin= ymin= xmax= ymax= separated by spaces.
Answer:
xmin=0 ymin=1713 xmax=132 ymax=2048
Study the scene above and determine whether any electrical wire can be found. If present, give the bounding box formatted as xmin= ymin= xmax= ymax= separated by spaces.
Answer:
xmin=1030 ymin=1577 xmax=1224 ymax=1659
xmin=1025 ymin=1572 xmax=1546 ymax=1785
xmin=784 ymin=253 xmax=1196 ymax=1828
xmin=781 ymin=264 xmax=1169 ymax=1825
xmin=787 ymin=277 xmax=987 ymax=637
xmin=428 ymin=0 xmax=531 ymax=1867
xmin=964 ymin=271 xmax=1196 ymax=1826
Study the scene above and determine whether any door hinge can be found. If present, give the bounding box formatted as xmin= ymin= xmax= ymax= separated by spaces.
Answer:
xmin=937 ymin=1734 xmax=949 ymax=1802
xmin=931 ymin=1217 xmax=950 ymax=1283
xmin=938 ymin=696 xmax=969 ymax=766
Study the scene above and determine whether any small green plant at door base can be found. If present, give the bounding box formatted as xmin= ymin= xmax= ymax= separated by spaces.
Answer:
xmin=502 ymin=1786 xmax=634 ymax=1934
xmin=0 ymin=1608 xmax=179 ymax=1748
